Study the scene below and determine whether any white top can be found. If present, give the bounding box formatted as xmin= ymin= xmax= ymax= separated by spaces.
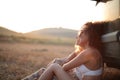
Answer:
xmin=74 ymin=65 xmax=103 ymax=80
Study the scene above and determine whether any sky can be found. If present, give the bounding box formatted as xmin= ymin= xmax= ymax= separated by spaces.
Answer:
xmin=0 ymin=0 xmax=119 ymax=33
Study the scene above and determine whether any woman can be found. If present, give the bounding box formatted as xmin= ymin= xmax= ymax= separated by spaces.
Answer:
xmin=22 ymin=22 xmax=105 ymax=80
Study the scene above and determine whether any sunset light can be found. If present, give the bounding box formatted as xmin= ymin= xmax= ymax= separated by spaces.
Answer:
xmin=0 ymin=0 xmax=118 ymax=33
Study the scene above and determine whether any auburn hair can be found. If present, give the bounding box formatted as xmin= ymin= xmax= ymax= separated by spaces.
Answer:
xmin=80 ymin=22 xmax=106 ymax=54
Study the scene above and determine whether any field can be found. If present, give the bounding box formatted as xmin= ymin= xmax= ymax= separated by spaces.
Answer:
xmin=0 ymin=42 xmax=120 ymax=80
xmin=0 ymin=42 xmax=74 ymax=80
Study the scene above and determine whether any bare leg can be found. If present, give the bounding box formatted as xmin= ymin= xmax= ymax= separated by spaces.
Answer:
xmin=39 ymin=63 xmax=74 ymax=80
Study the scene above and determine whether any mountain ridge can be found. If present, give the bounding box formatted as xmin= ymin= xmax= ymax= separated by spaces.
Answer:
xmin=0 ymin=26 xmax=23 ymax=36
xmin=25 ymin=27 xmax=78 ymax=39
xmin=0 ymin=26 xmax=78 ymax=39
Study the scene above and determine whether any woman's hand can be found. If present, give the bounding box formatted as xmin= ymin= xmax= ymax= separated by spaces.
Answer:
xmin=53 ymin=58 xmax=65 ymax=66
xmin=48 ymin=58 xmax=67 ymax=67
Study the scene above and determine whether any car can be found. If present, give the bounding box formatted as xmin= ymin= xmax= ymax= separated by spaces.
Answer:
xmin=102 ymin=18 xmax=120 ymax=69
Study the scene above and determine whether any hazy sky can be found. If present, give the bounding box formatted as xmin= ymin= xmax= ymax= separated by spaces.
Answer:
xmin=0 ymin=0 xmax=119 ymax=33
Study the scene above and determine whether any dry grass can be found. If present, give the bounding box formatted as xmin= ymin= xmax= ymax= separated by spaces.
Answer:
xmin=0 ymin=42 xmax=120 ymax=80
xmin=0 ymin=42 xmax=73 ymax=80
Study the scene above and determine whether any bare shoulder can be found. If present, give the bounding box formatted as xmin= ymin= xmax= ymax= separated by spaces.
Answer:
xmin=82 ymin=48 xmax=101 ymax=58
xmin=87 ymin=48 xmax=102 ymax=60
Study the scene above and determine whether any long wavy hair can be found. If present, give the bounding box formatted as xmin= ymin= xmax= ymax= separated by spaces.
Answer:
xmin=76 ymin=21 xmax=106 ymax=54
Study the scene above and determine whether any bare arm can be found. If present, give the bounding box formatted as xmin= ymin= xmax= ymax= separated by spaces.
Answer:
xmin=62 ymin=51 xmax=90 ymax=71
xmin=65 ymin=51 xmax=77 ymax=62
xmin=51 ymin=51 xmax=77 ymax=66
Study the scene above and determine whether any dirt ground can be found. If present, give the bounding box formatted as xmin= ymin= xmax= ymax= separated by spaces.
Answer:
xmin=0 ymin=42 xmax=120 ymax=80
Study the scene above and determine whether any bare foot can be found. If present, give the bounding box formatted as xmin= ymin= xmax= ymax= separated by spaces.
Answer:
xmin=37 ymin=68 xmax=46 ymax=78
xmin=22 ymin=68 xmax=45 ymax=80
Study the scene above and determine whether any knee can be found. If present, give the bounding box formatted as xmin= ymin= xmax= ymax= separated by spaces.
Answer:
xmin=49 ymin=63 xmax=61 ymax=69
xmin=49 ymin=63 xmax=63 ymax=73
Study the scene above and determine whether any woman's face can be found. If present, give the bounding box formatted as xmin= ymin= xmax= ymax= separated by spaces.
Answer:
xmin=76 ymin=29 xmax=89 ymax=48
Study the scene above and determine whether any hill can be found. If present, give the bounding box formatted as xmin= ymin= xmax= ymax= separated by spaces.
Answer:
xmin=24 ymin=28 xmax=78 ymax=45
xmin=0 ymin=26 xmax=23 ymax=36
xmin=0 ymin=27 xmax=77 ymax=45
xmin=25 ymin=28 xmax=78 ymax=39
xmin=0 ymin=26 xmax=78 ymax=39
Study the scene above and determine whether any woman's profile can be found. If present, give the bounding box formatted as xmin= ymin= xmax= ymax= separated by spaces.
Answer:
xmin=22 ymin=21 xmax=105 ymax=80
